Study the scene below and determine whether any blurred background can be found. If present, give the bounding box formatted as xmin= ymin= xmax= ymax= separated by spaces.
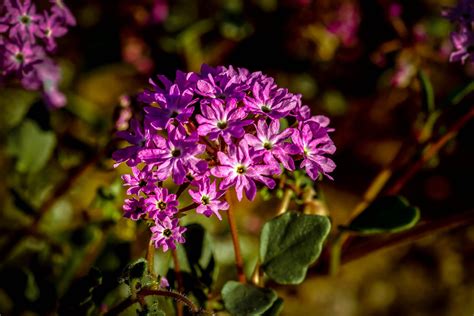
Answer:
xmin=0 ymin=0 xmax=473 ymax=315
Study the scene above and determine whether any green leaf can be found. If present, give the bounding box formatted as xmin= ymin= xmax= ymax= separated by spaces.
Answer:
xmin=7 ymin=119 xmax=56 ymax=174
xmin=0 ymin=88 xmax=38 ymax=130
xmin=260 ymin=212 xmax=331 ymax=285
xmin=343 ymin=196 xmax=420 ymax=234
xmin=221 ymin=281 xmax=278 ymax=316
xmin=262 ymin=297 xmax=284 ymax=316
xmin=418 ymin=70 xmax=435 ymax=113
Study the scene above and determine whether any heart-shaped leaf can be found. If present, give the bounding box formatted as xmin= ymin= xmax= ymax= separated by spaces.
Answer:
xmin=343 ymin=196 xmax=420 ymax=234
xmin=222 ymin=281 xmax=278 ymax=316
xmin=260 ymin=212 xmax=331 ymax=285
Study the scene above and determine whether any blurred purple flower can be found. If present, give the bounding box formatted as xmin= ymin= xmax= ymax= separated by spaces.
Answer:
xmin=123 ymin=197 xmax=147 ymax=221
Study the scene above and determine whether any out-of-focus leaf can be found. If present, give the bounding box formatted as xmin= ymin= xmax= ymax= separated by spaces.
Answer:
xmin=7 ymin=119 xmax=56 ymax=174
xmin=58 ymin=267 xmax=102 ymax=316
xmin=343 ymin=196 xmax=420 ymax=234
xmin=221 ymin=281 xmax=278 ymax=316
xmin=0 ymin=89 xmax=38 ymax=131
xmin=260 ymin=212 xmax=331 ymax=284
xmin=419 ymin=70 xmax=435 ymax=113
xmin=322 ymin=90 xmax=347 ymax=116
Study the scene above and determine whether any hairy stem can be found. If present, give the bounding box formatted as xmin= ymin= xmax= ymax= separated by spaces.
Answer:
xmin=104 ymin=288 xmax=200 ymax=316
xmin=225 ymin=191 xmax=246 ymax=283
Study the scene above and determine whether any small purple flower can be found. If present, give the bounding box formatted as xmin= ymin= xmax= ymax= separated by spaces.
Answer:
xmin=143 ymin=84 xmax=197 ymax=130
xmin=151 ymin=217 xmax=186 ymax=252
xmin=245 ymin=120 xmax=298 ymax=172
xmin=196 ymin=98 xmax=253 ymax=144
xmin=449 ymin=28 xmax=474 ymax=63
xmin=244 ymin=81 xmax=298 ymax=119
xmin=5 ymin=0 xmax=41 ymax=40
xmin=188 ymin=179 xmax=229 ymax=220
xmin=122 ymin=166 xmax=156 ymax=195
xmin=35 ymin=58 xmax=66 ymax=109
xmin=50 ymin=0 xmax=76 ymax=26
xmin=113 ymin=119 xmax=150 ymax=167
xmin=292 ymin=121 xmax=336 ymax=180
xmin=211 ymin=140 xmax=276 ymax=201
xmin=150 ymin=0 xmax=168 ymax=24
xmin=123 ymin=197 xmax=146 ymax=220
xmin=195 ymin=71 xmax=247 ymax=101
xmin=139 ymin=127 xmax=206 ymax=185
xmin=36 ymin=11 xmax=68 ymax=52
xmin=2 ymin=37 xmax=42 ymax=74
xmin=145 ymin=187 xmax=179 ymax=220
xmin=159 ymin=276 xmax=169 ymax=288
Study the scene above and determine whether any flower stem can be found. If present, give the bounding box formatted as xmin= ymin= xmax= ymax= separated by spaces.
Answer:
xmin=178 ymin=203 xmax=198 ymax=213
xmin=172 ymin=249 xmax=184 ymax=316
xmin=277 ymin=189 xmax=292 ymax=215
xmin=146 ymin=238 xmax=156 ymax=280
xmin=225 ymin=191 xmax=246 ymax=283
xmin=175 ymin=183 xmax=190 ymax=199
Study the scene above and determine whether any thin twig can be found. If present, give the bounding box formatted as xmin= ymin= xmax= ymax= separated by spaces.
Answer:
xmin=225 ymin=191 xmax=246 ymax=283
xmin=386 ymin=107 xmax=474 ymax=195
xmin=172 ymin=249 xmax=184 ymax=316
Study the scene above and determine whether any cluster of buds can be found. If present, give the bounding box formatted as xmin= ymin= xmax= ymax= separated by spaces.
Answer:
xmin=442 ymin=0 xmax=474 ymax=63
xmin=0 ymin=0 xmax=75 ymax=109
xmin=113 ymin=65 xmax=336 ymax=251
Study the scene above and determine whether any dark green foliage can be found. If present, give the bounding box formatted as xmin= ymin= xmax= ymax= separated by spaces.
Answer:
xmin=221 ymin=281 xmax=278 ymax=316
xmin=58 ymin=267 xmax=102 ymax=316
xmin=343 ymin=196 xmax=420 ymax=234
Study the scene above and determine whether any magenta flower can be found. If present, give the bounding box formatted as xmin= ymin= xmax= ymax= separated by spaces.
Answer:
xmin=2 ymin=37 xmax=42 ymax=74
xmin=143 ymin=84 xmax=197 ymax=130
xmin=245 ymin=120 xmax=298 ymax=172
xmin=211 ymin=140 xmax=276 ymax=201
xmin=5 ymin=0 xmax=41 ymax=40
xmin=244 ymin=81 xmax=297 ymax=119
xmin=122 ymin=166 xmax=156 ymax=196
xmin=292 ymin=122 xmax=336 ymax=180
xmin=449 ymin=28 xmax=474 ymax=64
xmin=144 ymin=187 xmax=179 ymax=220
xmin=113 ymin=119 xmax=150 ymax=167
xmin=36 ymin=11 xmax=68 ymax=52
xmin=123 ymin=197 xmax=146 ymax=221
xmin=151 ymin=217 xmax=186 ymax=252
xmin=139 ymin=127 xmax=206 ymax=185
xmin=188 ymin=179 xmax=229 ymax=220
xmin=196 ymin=98 xmax=253 ymax=144
xmin=50 ymin=0 xmax=76 ymax=26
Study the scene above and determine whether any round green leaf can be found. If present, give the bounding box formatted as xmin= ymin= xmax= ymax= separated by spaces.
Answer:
xmin=344 ymin=196 xmax=420 ymax=234
xmin=221 ymin=281 xmax=278 ymax=316
xmin=260 ymin=212 xmax=331 ymax=285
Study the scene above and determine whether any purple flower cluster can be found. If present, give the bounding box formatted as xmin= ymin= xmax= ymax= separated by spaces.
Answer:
xmin=442 ymin=0 xmax=474 ymax=63
xmin=113 ymin=65 xmax=336 ymax=251
xmin=0 ymin=0 xmax=75 ymax=109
